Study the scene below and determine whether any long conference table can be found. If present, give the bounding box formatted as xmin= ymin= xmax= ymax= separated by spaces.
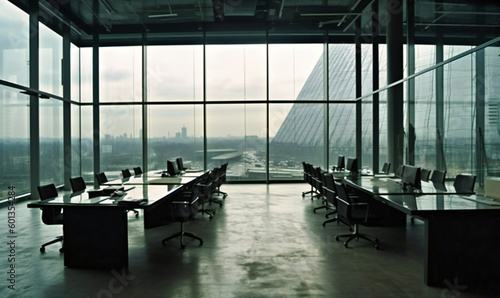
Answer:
xmin=342 ymin=174 xmax=500 ymax=290
xmin=27 ymin=171 xmax=207 ymax=270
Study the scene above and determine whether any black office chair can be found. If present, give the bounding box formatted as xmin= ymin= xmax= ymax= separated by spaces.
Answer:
xmin=37 ymin=184 xmax=64 ymax=253
xmin=122 ymin=169 xmax=132 ymax=178
xmin=313 ymin=172 xmax=329 ymax=213
xmin=453 ymin=174 xmax=476 ymax=194
xmin=162 ymin=184 xmax=204 ymax=249
xmin=69 ymin=176 xmax=86 ymax=193
xmin=334 ymin=181 xmax=380 ymax=249
xmin=133 ymin=167 xmax=143 ymax=175
xmin=321 ymin=173 xmax=338 ymax=225
xmin=420 ymin=169 xmax=432 ymax=182
xmin=212 ymin=163 xmax=228 ymax=199
xmin=302 ymin=162 xmax=315 ymax=197
xmin=176 ymin=157 xmax=188 ymax=171
xmin=381 ymin=162 xmax=391 ymax=174
xmin=194 ymin=172 xmax=216 ymax=219
xmin=96 ymin=172 xmax=139 ymax=218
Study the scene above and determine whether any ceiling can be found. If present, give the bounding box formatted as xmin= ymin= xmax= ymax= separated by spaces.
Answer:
xmin=9 ymin=0 xmax=500 ymax=46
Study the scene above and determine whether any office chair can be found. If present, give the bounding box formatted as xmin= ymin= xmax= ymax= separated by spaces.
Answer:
xmin=176 ymin=157 xmax=188 ymax=171
xmin=321 ymin=173 xmax=337 ymax=225
xmin=133 ymin=167 xmax=143 ymax=175
xmin=96 ymin=172 xmax=139 ymax=218
xmin=69 ymin=176 xmax=86 ymax=193
xmin=313 ymin=172 xmax=329 ymax=213
xmin=420 ymin=169 xmax=432 ymax=182
xmin=334 ymin=181 xmax=380 ymax=249
xmin=122 ymin=169 xmax=132 ymax=178
xmin=212 ymin=163 xmax=228 ymax=199
xmin=301 ymin=162 xmax=315 ymax=197
xmin=37 ymin=184 xmax=64 ymax=253
xmin=453 ymin=174 xmax=477 ymax=194
xmin=162 ymin=185 xmax=204 ymax=249
xmin=381 ymin=162 xmax=391 ymax=175
xmin=194 ymin=172 xmax=216 ymax=219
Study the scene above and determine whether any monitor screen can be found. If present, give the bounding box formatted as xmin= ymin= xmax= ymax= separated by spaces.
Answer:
xmin=402 ymin=165 xmax=421 ymax=189
xmin=346 ymin=157 xmax=358 ymax=173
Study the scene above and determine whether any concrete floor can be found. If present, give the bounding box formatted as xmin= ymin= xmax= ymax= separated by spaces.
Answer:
xmin=0 ymin=183 xmax=493 ymax=298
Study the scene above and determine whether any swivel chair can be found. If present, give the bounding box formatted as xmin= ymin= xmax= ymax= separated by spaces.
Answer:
xmin=334 ymin=181 xmax=380 ymax=249
xmin=133 ymin=167 xmax=143 ymax=175
xmin=37 ymin=184 xmax=64 ymax=253
xmin=161 ymin=185 xmax=204 ymax=249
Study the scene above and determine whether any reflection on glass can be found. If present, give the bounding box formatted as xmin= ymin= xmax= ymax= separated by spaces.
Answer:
xmin=207 ymin=104 xmax=266 ymax=181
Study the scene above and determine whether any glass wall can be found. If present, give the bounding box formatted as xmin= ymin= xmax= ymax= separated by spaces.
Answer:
xmin=39 ymin=23 xmax=62 ymax=97
xmin=147 ymin=105 xmax=204 ymax=171
xmin=147 ymin=45 xmax=203 ymax=102
xmin=0 ymin=0 xmax=28 ymax=86
xmin=0 ymin=85 xmax=30 ymax=198
xmin=100 ymin=105 xmax=142 ymax=180
xmin=39 ymin=98 xmax=63 ymax=185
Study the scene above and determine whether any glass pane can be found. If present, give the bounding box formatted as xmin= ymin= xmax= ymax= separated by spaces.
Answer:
xmin=40 ymin=99 xmax=63 ymax=185
xmin=485 ymin=46 xmax=500 ymax=176
xmin=329 ymin=44 xmax=355 ymax=100
xmin=443 ymin=48 xmax=475 ymax=177
xmin=100 ymin=105 xmax=142 ymax=180
xmin=100 ymin=46 xmax=141 ymax=102
xmin=206 ymin=44 xmax=266 ymax=101
xmin=270 ymin=44 xmax=324 ymax=100
xmin=0 ymin=0 xmax=28 ymax=86
xmin=147 ymin=45 xmax=203 ymax=101
xmin=414 ymin=70 xmax=436 ymax=170
xmin=39 ymin=23 xmax=63 ymax=96
xmin=147 ymin=105 xmax=204 ymax=171
xmin=71 ymin=104 xmax=81 ymax=178
xmin=81 ymin=106 xmax=93 ymax=182
xmin=328 ymin=103 xmax=356 ymax=169
xmin=270 ymin=103 xmax=324 ymax=180
xmin=71 ymin=44 xmax=80 ymax=101
xmin=207 ymin=104 xmax=266 ymax=181
xmin=80 ymin=47 xmax=93 ymax=103
xmin=0 ymin=85 xmax=30 ymax=198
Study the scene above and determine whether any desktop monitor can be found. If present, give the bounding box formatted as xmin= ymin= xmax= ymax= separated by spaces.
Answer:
xmin=346 ymin=157 xmax=358 ymax=174
xmin=167 ymin=160 xmax=181 ymax=176
xmin=402 ymin=165 xmax=421 ymax=189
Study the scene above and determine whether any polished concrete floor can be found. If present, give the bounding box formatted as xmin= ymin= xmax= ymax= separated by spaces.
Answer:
xmin=0 ymin=183 xmax=493 ymax=298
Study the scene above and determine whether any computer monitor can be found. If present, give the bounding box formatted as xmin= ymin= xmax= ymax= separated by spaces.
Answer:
xmin=402 ymin=165 xmax=421 ymax=190
xmin=335 ymin=155 xmax=345 ymax=171
xmin=167 ymin=160 xmax=181 ymax=176
xmin=346 ymin=157 xmax=358 ymax=174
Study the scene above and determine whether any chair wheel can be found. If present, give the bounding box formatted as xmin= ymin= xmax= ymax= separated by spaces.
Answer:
xmin=181 ymin=244 xmax=186 ymax=249
xmin=322 ymin=223 xmax=326 ymax=227
xmin=162 ymin=240 xmax=167 ymax=246
xmin=40 ymin=247 xmax=45 ymax=253
xmin=135 ymin=213 xmax=139 ymax=218
xmin=335 ymin=236 xmax=340 ymax=241
xmin=375 ymin=244 xmax=380 ymax=250
xmin=344 ymin=242 xmax=349 ymax=248
xmin=59 ymin=248 xmax=64 ymax=253
xmin=199 ymin=241 xmax=204 ymax=246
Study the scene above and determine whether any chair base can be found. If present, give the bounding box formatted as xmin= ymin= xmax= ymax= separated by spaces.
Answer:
xmin=162 ymin=223 xmax=203 ymax=249
xmin=198 ymin=208 xmax=215 ymax=220
xmin=40 ymin=235 xmax=64 ymax=253
xmin=313 ymin=204 xmax=326 ymax=213
xmin=212 ymin=190 xmax=227 ymax=199
xmin=127 ymin=209 xmax=139 ymax=218
xmin=336 ymin=225 xmax=379 ymax=249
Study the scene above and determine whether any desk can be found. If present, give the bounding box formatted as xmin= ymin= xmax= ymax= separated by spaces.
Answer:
xmin=344 ymin=176 xmax=500 ymax=289
xmin=27 ymin=184 xmax=186 ymax=269
xmin=103 ymin=171 xmax=205 ymax=186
